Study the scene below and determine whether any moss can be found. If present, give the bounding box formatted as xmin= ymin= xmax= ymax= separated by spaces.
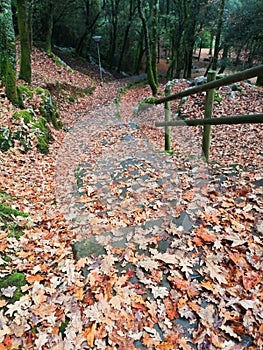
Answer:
xmin=13 ymin=125 xmax=32 ymax=153
xmin=231 ymin=83 xmax=242 ymax=92
xmin=5 ymin=59 xmax=18 ymax=106
xmin=0 ymin=85 xmax=62 ymax=154
xmin=33 ymin=87 xmax=48 ymax=95
xmin=0 ymin=272 xmax=27 ymax=304
xmin=136 ymin=96 xmax=158 ymax=112
xmin=0 ymin=203 xmax=29 ymax=218
xmin=36 ymin=134 xmax=49 ymax=154
xmin=13 ymin=109 xmax=34 ymax=124
xmin=17 ymin=85 xmax=33 ymax=100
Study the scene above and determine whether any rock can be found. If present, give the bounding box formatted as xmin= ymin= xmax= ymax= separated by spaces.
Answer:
xmin=72 ymin=236 xmax=106 ymax=260
xmin=194 ymin=76 xmax=207 ymax=86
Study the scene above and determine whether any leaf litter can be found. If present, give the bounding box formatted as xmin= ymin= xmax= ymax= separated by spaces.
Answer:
xmin=0 ymin=48 xmax=262 ymax=349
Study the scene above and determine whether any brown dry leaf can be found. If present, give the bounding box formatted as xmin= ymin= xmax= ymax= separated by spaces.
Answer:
xmin=100 ymin=254 xmax=116 ymax=274
xmin=242 ymin=271 xmax=261 ymax=290
xmin=178 ymin=337 xmax=193 ymax=349
xmin=0 ymin=299 xmax=7 ymax=307
xmin=205 ymin=260 xmax=228 ymax=285
xmin=138 ymin=257 xmax=159 ymax=271
xmin=164 ymin=297 xmax=178 ymax=320
xmin=109 ymin=295 xmax=123 ymax=310
xmin=83 ymin=322 xmax=96 ymax=347
xmin=26 ymin=274 xmax=44 ymax=284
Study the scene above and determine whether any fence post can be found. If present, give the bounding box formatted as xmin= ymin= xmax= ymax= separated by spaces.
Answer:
xmin=164 ymin=87 xmax=171 ymax=151
xmin=202 ymin=70 xmax=216 ymax=161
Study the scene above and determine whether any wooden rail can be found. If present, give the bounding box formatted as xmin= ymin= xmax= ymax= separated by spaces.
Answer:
xmin=154 ymin=64 xmax=263 ymax=161
xmin=156 ymin=114 xmax=263 ymax=127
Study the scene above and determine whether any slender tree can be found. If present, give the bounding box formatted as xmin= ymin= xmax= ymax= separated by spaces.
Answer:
xmin=0 ymin=0 xmax=18 ymax=104
xmin=138 ymin=0 xmax=158 ymax=95
xmin=211 ymin=0 xmax=225 ymax=70
xmin=16 ymin=0 xmax=32 ymax=83
xmin=45 ymin=0 xmax=54 ymax=53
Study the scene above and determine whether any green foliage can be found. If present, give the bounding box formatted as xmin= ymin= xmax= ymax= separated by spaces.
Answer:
xmin=0 ymin=191 xmax=29 ymax=241
xmin=59 ymin=317 xmax=70 ymax=339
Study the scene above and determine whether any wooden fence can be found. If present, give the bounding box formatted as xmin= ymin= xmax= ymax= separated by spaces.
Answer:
xmin=155 ymin=64 xmax=263 ymax=161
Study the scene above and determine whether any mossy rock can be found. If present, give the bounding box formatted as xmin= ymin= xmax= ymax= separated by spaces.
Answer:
xmin=0 ymin=272 xmax=27 ymax=304
xmin=33 ymin=87 xmax=62 ymax=130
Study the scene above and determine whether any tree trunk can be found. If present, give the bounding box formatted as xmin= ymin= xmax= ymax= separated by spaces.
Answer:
xmin=138 ymin=0 xmax=158 ymax=95
xmin=16 ymin=0 xmax=32 ymax=83
xmin=108 ymin=0 xmax=119 ymax=69
xmin=117 ymin=2 xmax=134 ymax=72
xmin=151 ymin=0 xmax=159 ymax=86
xmin=212 ymin=0 xmax=225 ymax=70
xmin=45 ymin=0 xmax=54 ymax=54
xmin=0 ymin=0 xmax=18 ymax=105
xmin=218 ymin=44 xmax=229 ymax=74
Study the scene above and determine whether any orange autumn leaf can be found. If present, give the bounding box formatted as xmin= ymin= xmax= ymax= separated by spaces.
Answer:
xmin=0 ymin=232 xmax=8 ymax=240
xmin=26 ymin=274 xmax=44 ymax=284
xmin=156 ymin=343 xmax=176 ymax=350
xmin=200 ymin=280 xmax=215 ymax=292
xmin=0 ymin=299 xmax=7 ymax=307
xmin=75 ymin=287 xmax=84 ymax=301
xmin=0 ymin=241 xmax=8 ymax=252
xmin=198 ymin=232 xmax=216 ymax=243
xmin=3 ymin=335 xmax=13 ymax=347
xmin=177 ymin=298 xmax=187 ymax=308
xmin=188 ymin=301 xmax=200 ymax=312
xmin=182 ymin=190 xmax=195 ymax=201
xmin=243 ymin=271 xmax=261 ymax=290
xmin=75 ymin=257 xmax=88 ymax=271
xmin=83 ymin=323 xmax=96 ymax=347
xmin=164 ymin=333 xmax=180 ymax=345
xmin=164 ymin=297 xmax=178 ymax=320
xmin=168 ymin=276 xmax=188 ymax=290
xmin=192 ymin=236 xmax=203 ymax=246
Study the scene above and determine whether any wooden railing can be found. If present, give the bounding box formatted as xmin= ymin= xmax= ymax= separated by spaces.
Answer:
xmin=155 ymin=64 xmax=263 ymax=161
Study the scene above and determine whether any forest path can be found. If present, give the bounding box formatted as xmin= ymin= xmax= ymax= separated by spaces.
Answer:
xmin=0 ymin=48 xmax=261 ymax=349
xmin=54 ymin=66 xmax=202 ymax=240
